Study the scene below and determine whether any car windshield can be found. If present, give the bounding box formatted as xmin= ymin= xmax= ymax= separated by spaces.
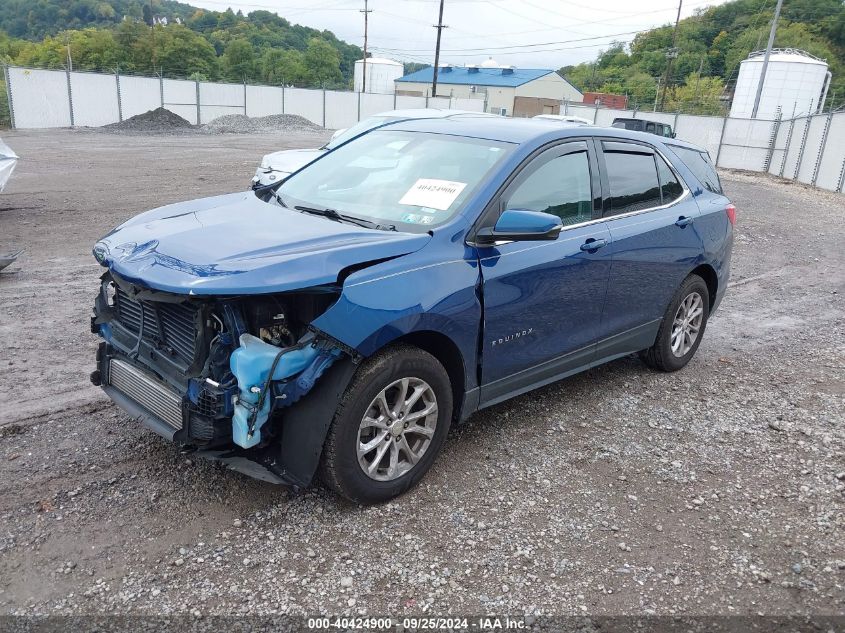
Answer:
xmin=324 ymin=115 xmax=396 ymax=150
xmin=277 ymin=130 xmax=512 ymax=233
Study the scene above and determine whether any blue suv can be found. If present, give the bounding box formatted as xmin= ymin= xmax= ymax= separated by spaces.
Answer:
xmin=91 ymin=116 xmax=734 ymax=504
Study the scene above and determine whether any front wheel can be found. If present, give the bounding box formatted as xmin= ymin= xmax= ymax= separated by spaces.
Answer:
xmin=319 ymin=345 xmax=452 ymax=504
xmin=641 ymin=274 xmax=710 ymax=372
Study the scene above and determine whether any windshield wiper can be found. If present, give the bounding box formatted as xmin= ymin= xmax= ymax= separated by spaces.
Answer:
xmin=294 ymin=205 xmax=396 ymax=231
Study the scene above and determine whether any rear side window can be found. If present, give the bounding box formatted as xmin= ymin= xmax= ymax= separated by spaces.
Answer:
xmin=603 ymin=150 xmax=661 ymax=215
xmin=670 ymin=145 xmax=722 ymax=194
xmin=656 ymin=155 xmax=684 ymax=204
xmin=613 ymin=120 xmax=639 ymax=131
xmin=506 ymin=150 xmax=592 ymax=226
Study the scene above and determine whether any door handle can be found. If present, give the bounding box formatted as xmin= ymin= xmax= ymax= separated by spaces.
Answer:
xmin=580 ymin=238 xmax=608 ymax=251
xmin=675 ymin=216 xmax=694 ymax=228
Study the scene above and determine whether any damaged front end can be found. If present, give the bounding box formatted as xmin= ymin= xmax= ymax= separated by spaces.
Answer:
xmin=90 ymin=270 xmax=356 ymax=487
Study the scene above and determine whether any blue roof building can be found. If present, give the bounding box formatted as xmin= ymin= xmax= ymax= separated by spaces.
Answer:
xmin=394 ymin=64 xmax=583 ymax=117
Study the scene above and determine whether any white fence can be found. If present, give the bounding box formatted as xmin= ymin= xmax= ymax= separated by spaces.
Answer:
xmin=4 ymin=65 xmax=844 ymax=193
xmin=2 ymin=66 xmax=483 ymax=131
xmin=561 ymin=101 xmax=845 ymax=193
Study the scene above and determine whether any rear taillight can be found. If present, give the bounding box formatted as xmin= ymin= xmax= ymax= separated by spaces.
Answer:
xmin=725 ymin=203 xmax=736 ymax=226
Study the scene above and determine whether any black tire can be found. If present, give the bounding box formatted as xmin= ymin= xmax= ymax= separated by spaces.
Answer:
xmin=640 ymin=274 xmax=710 ymax=372
xmin=318 ymin=344 xmax=453 ymax=504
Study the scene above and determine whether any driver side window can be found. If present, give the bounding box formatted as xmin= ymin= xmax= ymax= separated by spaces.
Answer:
xmin=505 ymin=150 xmax=593 ymax=227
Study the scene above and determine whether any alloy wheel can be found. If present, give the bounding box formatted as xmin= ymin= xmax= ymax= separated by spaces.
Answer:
xmin=357 ymin=377 xmax=438 ymax=482
xmin=670 ymin=291 xmax=704 ymax=357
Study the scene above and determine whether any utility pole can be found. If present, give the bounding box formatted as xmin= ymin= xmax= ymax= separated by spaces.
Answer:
xmin=65 ymin=34 xmax=72 ymax=71
xmin=360 ymin=0 xmax=372 ymax=93
xmin=150 ymin=0 xmax=157 ymax=72
xmin=658 ymin=0 xmax=682 ymax=111
xmin=653 ymin=76 xmax=661 ymax=112
xmin=751 ymin=0 xmax=784 ymax=119
xmin=431 ymin=0 xmax=446 ymax=98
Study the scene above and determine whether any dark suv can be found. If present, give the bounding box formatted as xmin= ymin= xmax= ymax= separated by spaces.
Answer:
xmin=612 ymin=117 xmax=675 ymax=138
xmin=91 ymin=118 xmax=733 ymax=504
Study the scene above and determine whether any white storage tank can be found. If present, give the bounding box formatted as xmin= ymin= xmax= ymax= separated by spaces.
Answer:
xmin=354 ymin=57 xmax=404 ymax=94
xmin=730 ymin=48 xmax=831 ymax=119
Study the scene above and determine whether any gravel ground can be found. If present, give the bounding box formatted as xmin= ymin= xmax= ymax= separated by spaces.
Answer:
xmin=0 ymin=130 xmax=842 ymax=619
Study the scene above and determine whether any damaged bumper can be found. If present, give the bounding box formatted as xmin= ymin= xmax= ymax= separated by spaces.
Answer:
xmin=91 ymin=271 xmax=357 ymax=487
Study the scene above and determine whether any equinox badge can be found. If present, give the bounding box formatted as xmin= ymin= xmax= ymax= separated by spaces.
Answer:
xmin=491 ymin=328 xmax=534 ymax=347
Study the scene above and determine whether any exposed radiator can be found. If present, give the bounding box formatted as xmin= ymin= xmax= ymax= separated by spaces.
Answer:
xmin=108 ymin=358 xmax=183 ymax=430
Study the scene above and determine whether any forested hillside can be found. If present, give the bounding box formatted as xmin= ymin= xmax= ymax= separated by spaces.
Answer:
xmin=0 ymin=0 xmax=362 ymax=88
xmin=560 ymin=0 xmax=845 ymax=114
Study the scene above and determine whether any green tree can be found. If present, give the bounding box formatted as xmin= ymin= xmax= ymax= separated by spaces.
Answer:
xmin=0 ymin=1 xmax=364 ymax=87
xmin=15 ymin=28 xmax=119 ymax=71
xmin=626 ymin=71 xmax=658 ymax=109
xmin=303 ymin=37 xmax=341 ymax=87
xmin=157 ymin=24 xmax=218 ymax=78
xmin=222 ymin=38 xmax=255 ymax=81
xmin=667 ymin=73 xmax=726 ymax=115
xmin=260 ymin=48 xmax=308 ymax=85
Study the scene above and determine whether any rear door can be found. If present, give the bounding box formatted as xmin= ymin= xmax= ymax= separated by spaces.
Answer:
xmin=595 ymin=140 xmax=705 ymax=359
xmin=476 ymin=140 xmax=612 ymax=405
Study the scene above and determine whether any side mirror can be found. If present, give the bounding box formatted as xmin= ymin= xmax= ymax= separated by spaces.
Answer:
xmin=330 ymin=127 xmax=347 ymax=141
xmin=475 ymin=209 xmax=563 ymax=246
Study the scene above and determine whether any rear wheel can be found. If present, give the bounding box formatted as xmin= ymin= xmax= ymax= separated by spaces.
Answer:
xmin=641 ymin=274 xmax=710 ymax=372
xmin=319 ymin=345 xmax=452 ymax=504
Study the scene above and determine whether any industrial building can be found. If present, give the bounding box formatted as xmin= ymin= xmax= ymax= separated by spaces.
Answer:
xmin=354 ymin=57 xmax=404 ymax=94
xmin=730 ymin=49 xmax=831 ymax=119
xmin=395 ymin=65 xmax=583 ymax=116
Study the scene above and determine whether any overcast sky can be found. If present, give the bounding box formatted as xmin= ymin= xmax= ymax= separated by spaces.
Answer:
xmin=190 ymin=0 xmax=733 ymax=69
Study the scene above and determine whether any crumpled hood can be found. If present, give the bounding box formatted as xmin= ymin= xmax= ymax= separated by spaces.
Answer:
xmin=94 ymin=192 xmax=430 ymax=295
xmin=262 ymin=148 xmax=324 ymax=174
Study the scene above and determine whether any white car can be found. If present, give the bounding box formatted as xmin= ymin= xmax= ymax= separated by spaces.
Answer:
xmin=0 ymin=137 xmax=18 ymax=192
xmin=252 ymin=109 xmax=494 ymax=188
xmin=533 ymin=114 xmax=593 ymax=126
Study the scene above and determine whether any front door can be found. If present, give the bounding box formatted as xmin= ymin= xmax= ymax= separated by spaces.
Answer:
xmin=476 ymin=140 xmax=613 ymax=406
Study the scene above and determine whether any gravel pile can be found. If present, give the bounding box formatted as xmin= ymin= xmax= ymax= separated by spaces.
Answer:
xmin=101 ymin=107 xmax=194 ymax=134
xmin=99 ymin=110 xmax=324 ymax=136
xmin=201 ymin=113 xmax=322 ymax=134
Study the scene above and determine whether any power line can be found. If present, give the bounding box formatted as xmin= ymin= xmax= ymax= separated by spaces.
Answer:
xmin=374 ymin=28 xmax=647 ymax=53
xmin=372 ymin=38 xmax=636 ymax=59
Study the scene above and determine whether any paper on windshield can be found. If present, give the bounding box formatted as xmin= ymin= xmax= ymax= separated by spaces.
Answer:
xmin=399 ymin=179 xmax=467 ymax=211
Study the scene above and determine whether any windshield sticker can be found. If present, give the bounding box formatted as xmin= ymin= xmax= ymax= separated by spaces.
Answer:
xmin=399 ymin=179 xmax=467 ymax=211
xmin=401 ymin=213 xmax=436 ymax=225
